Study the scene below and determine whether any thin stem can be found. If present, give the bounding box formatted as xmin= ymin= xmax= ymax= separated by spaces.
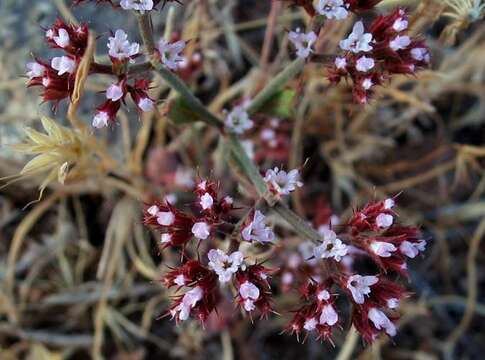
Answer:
xmin=135 ymin=13 xmax=321 ymax=244
xmin=273 ymin=202 xmax=321 ymax=243
xmin=150 ymin=61 xmax=224 ymax=129
xmin=246 ymin=57 xmax=305 ymax=115
xmin=137 ymin=13 xmax=155 ymax=55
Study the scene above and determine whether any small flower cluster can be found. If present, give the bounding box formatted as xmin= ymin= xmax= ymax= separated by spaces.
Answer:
xmin=143 ymin=174 xmax=310 ymax=322
xmin=286 ymin=4 xmax=430 ymax=104
xmin=74 ymin=0 xmax=166 ymax=11
xmin=328 ymin=9 xmax=431 ymax=103
xmin=284 ymin=198 xmax=426 ymax=343
xmin=282 ymin=0 xmax=384 ymax=19
xmin=144 ymin=178 xmax=276 ymax=250
xmin=26 ymin=18 xmax=88 ymax=107
xmin=26 ymin=19 xmax=189 ymax=127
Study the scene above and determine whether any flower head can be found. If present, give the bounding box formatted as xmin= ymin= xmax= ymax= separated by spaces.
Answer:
xmin=313 ymin=228 xmax=348 ymax=262
xmin=107 ymin=29 xmax=140 ymax=62
xmin=239 ymin=281 xmax=260 ymax=312
xmin=157 ymin=39 xmax=186 ymax=70
xmin=208 ymin=249 xmax=244 ymax=283
xmin=316 ymin=0 xmax=349 ymax=20
xmin=346 ymin=274 xmax=379 ymax=304
xmin=224 ymin=105 xmax=254 ymax=134
xmin=339 ymin=21 xmax=373 ymax=53
xmin=288 ymin=28 xmax=317 ymax=59
xmin=120 ymin=0 xmax=154 ymax=12
xmin=264 ymin=167 xmax=303 ymax=196
xmin=241 ymin=210 xmax=275 ymax=244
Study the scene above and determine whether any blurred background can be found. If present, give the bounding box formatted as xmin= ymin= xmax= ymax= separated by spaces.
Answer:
xmin=0 ymin=0 xmax=485 ymax=359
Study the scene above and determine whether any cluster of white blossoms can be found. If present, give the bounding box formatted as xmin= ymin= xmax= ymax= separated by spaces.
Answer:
xmin=51 ymin=56 xmax=76 ymax=76
xmin=241 ymin=210 xmax=275 ymax=244
xmin=47 ymin=27 xmax=70 ymax=48
xmin=107 ymin=29 xmax=140 ymax=61
xmin=288 ymin=28 xmax=318 ymax=59
xmin=264 ymin=167 xmax=303 ymax=196
xmin=157 ymin=39 xmax=186 ymax=70
xmin=208 ymin=249 xmax=245 ymax=283
xmin=313 ymin=228 xmax=348 ymax=262
xmin=120 ymin=0 xmax=154 ymax=12
xmin=26 ymin=62 xmax=45 ymax=80
xmin=224 ymin=105 xmax=254 ymax=134
xmin=239 ymin=281 xmax=260 ymax=312
xmin=170 ymin=286 xmax=203 ymax=321
xmin=316 ymin=0 xmax=349 ymax=20
xmin=368 ymin=308 xmax=397 ymax=336
xmin=346 ymin=274 xmax=379 ymax=304
xmin=340 ymin=21 xmax=374 ymax=53
xmin=191 ymin=221 xmax=211 ymax=240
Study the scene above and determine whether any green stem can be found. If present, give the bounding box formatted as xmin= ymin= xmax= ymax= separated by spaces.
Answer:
xmin=246 ymin=58 xmax=305 ymax=115
xmin=273 ymin=202 xmax=321 ymax=243
xmin=136 ymin=15 xmax=321 ymax=244
xmin=150 ymin=60 xmax=224 ymax=129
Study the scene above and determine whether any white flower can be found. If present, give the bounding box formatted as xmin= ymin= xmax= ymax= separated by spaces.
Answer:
xmin=174 ymin=274 xmax=186 ymax=286
xmin=208 ymin=249 xmax=244 ymax=283
xmin=399 ymin=240 xmax=426 ymax=258
xmin=389 ymin=35 xmax=411 ymax=51
xmin=313 ymin=228 xmax=348 ymax=262
xmin=161 ymin=233 xmax=172 ymax=243
xmin=107 ymin=29 xmax=140 ymax=60
xmin=288 ymin=28 xmax=317 ymax=59
xmin=241 ymin=210 xmax=275 ymax=244
xmin=393 ymin=17 xmax=408 ymax=32
xmin=339 ymin=21 xmax=373 ymax=53
xmin=120 ymin=0 xmax=154 ymax=11
xmin=411 ymin=47 xmax=430 ymax=63
xmin=316 ymin=0 xmax=349 ymax=20
xmin=355 ymin=56 xmax=375 ymax=72
xmin=368 ymin=308 xmax=396 ymax=336
xmin=335 ymin=57 xmax=347 ymax=69
xmin=26 ymin=62 xmax=45 ymax=79
xmin=384 ymin=198 xmax=395 ymax=209
xmin=264 ymin=167 xmax=303 ymax=196
xmin=288 ymin=254 xmax=301 ymax=269
xmin=362 ymin=78 xmax=373 ymax=90
xmin=319 ymin=304 xmax=338 ymax=326
xmin=106 ymin=83 xmax=124 ymax=102
xmin=200 ymin=193 xmax=214 ymax=210
xmin=157 ymin=211 xmax=175 ymax=226
xmin=147 ymin=205 xmax=159 ymax=216
xmin=239 ymin=281 xmax=260 ymax=312
xmin=282 ymin=272 xmax=294 ymax=285
xmin=191 ymin=222 xmax=210 ymax=240
xmin=370 ymin=241 xmax=397 ymax=257
xmin=92 ymin=111 xmax=109 ymax=129
xmin=304 ymin=317 xmax=318 ymax=331
xmin=172 ymin=286 xmax=203 ymax=321
xmin=53 ymin=28 xmax=70 ymax=48
xmin=223 ymin=196 xmax=233 ymax=206
xmin=347 ymin=274 xmax=379 ymax=304
xmin=138 ymin=97 xmax=154 ymax=112
xmin=225 ymin=106 xmax=254 ymax=134
xmin=157 ymin=39 xmax=186 ymax=70
xmin=51 ymin=56 xmax=76 ymax=75
xmin=260 ymin=128 xmax=276 ymax=148
xmin=387 ymin=298 xmax=400 ymax=309
xmin=317 ymin=289 xmax=330 ymax=301
xmin=376 ymin=213 xmax=393 ymax=228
